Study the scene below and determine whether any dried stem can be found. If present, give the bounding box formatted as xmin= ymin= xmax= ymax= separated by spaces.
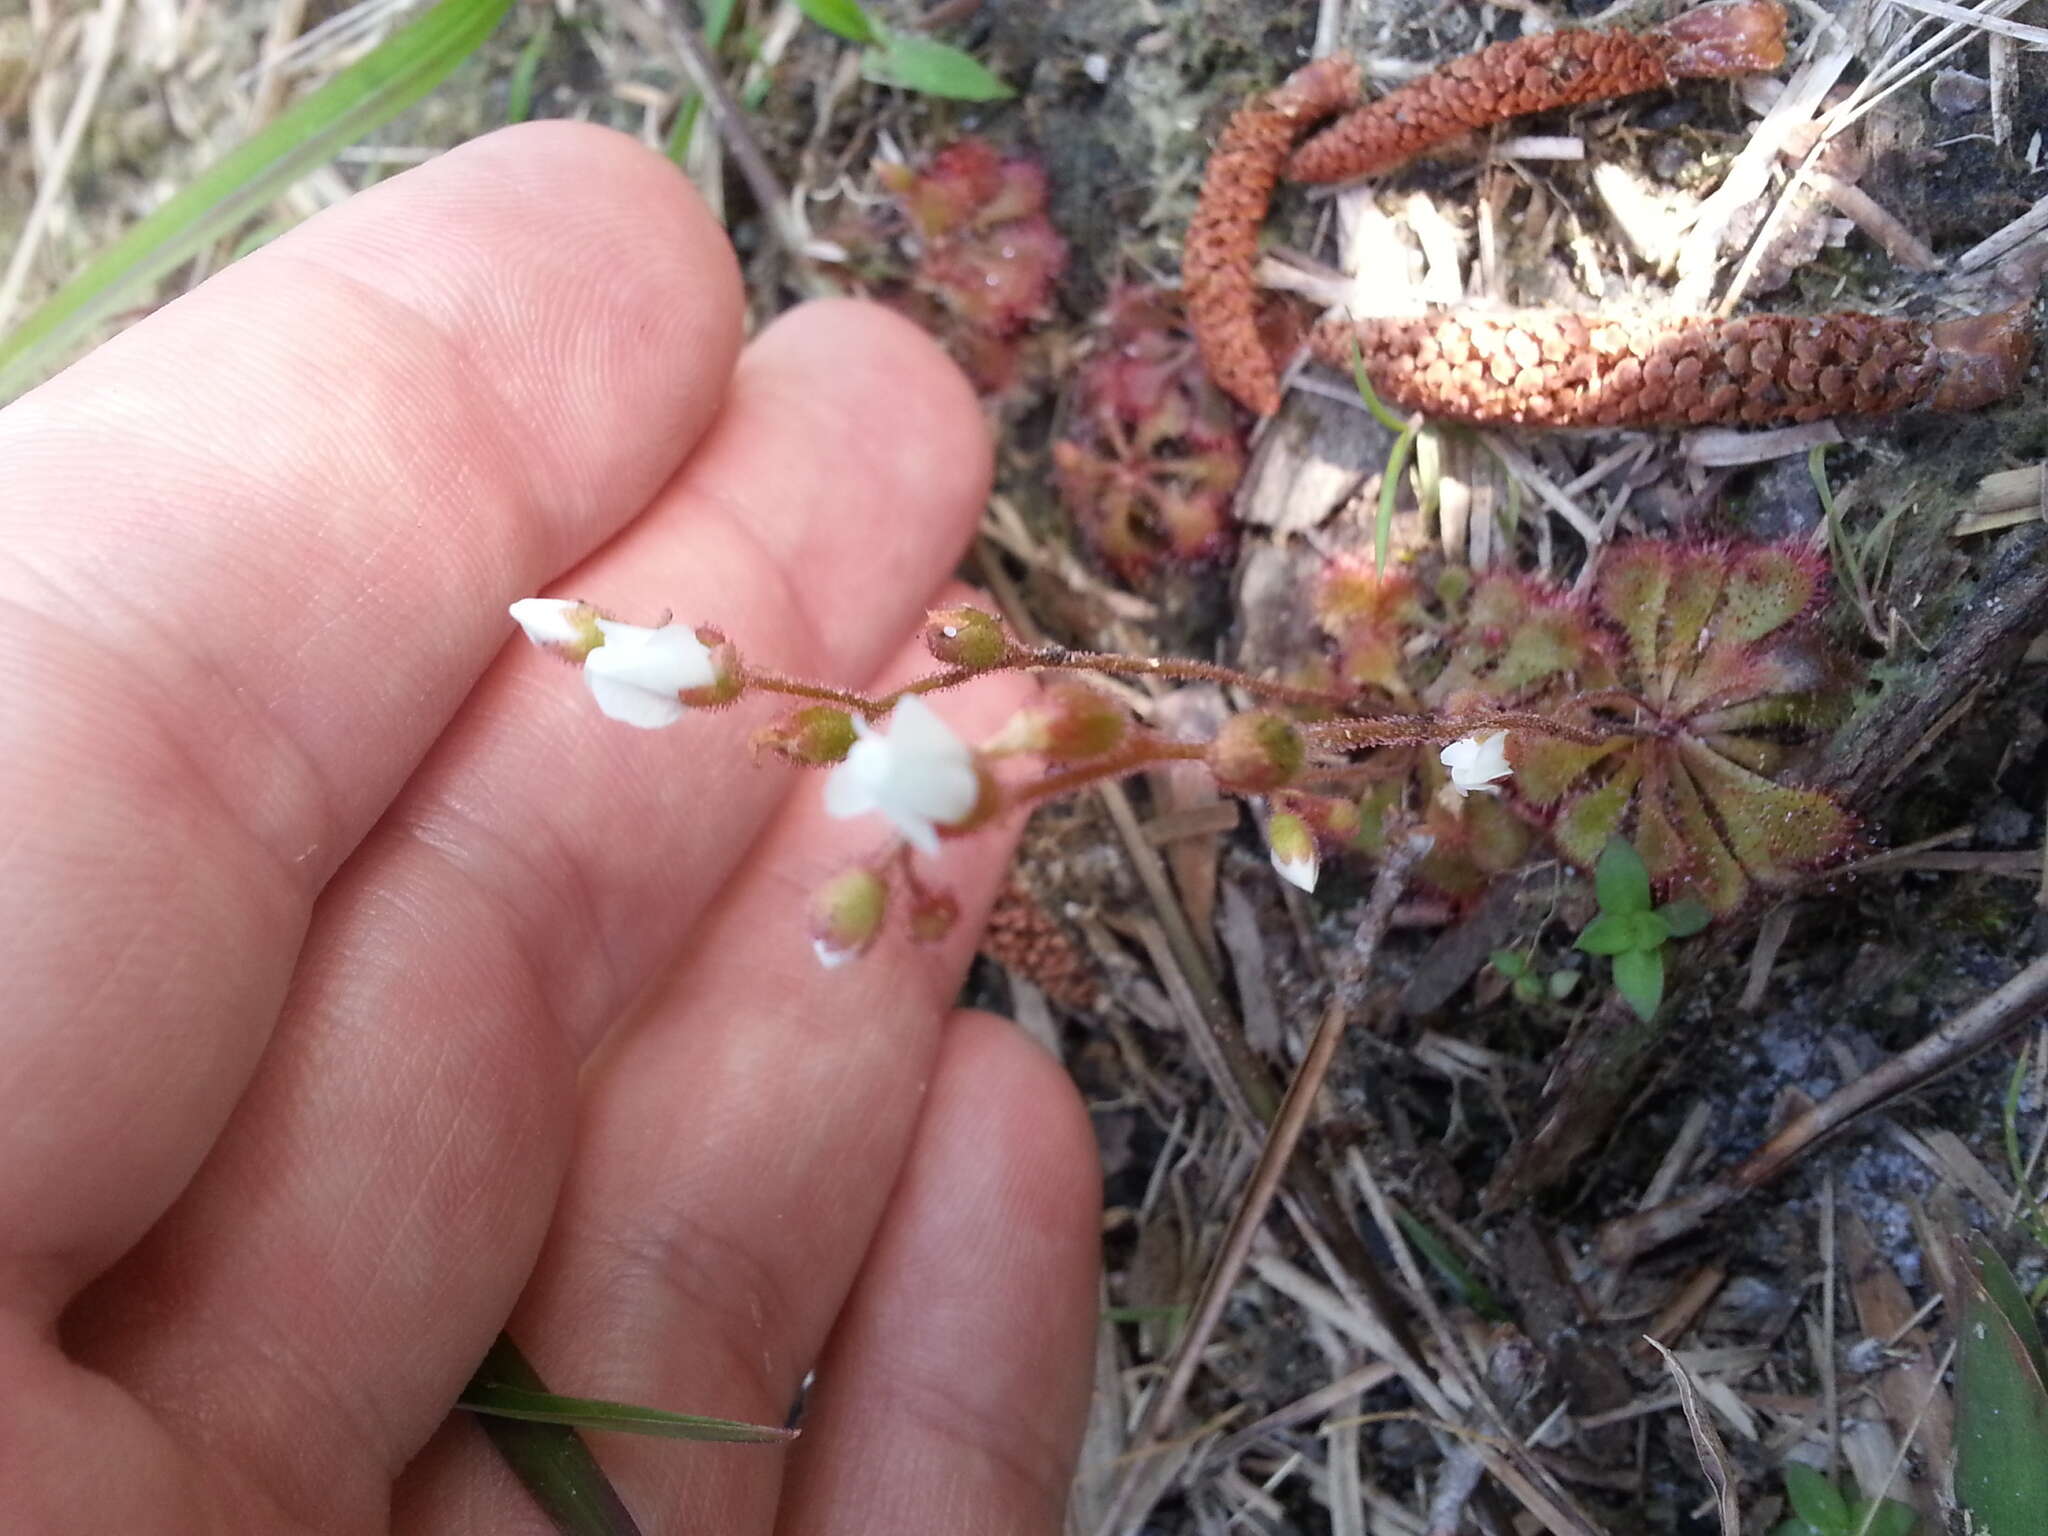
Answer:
xmin=1101 ymin=831 xmax=1429 ymax=1521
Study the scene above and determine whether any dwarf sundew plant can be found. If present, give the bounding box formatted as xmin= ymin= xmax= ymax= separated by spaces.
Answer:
xmin=508 ymin=598 xmax=1605 ymax=964
xmin=1290 ymin=539 xmax=1855 ymax=910
xmin=1053 ymin=286 xmax=1248 ymax=580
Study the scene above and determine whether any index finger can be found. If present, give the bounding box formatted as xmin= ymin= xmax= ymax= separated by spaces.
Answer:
xmin=0 ymin=122 xmax=742 ymax=1308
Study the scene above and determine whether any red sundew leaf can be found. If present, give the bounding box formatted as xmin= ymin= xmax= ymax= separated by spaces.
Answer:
xmin=1672 ymin=632 xmax=1823 ymax=716
xmin=1549 ymin=752 xmax=1643 ymax=867
xmin=1680 ymin=738 xmax=1852 ymax=886
xmin=1714 ymin=540 xmax=1824 ymax=648
xmin=1660 ymin=749 xmax=1749 ymax=911
xmin=1315 ymin=560 xmax=1423 ymax=637
xmin=1510 ymin=733 xmax=1629 ymax=807
xmin=1595 ymin=542 xmax=1670 ymax=683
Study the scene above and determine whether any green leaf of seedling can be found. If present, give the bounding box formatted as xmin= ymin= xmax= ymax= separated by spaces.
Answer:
xmin=0 ymin=0 xmax=515 ymax=401
xmin=1576 ymin=913 xmax=1637 ymax=956
xmin=862 ymin=32 xmax=1015 ymax=100
xmin=1657 ymin=897 xmax=1712 ymax=939
xmin=1513 ymin=973 xmax=1545 ymax=1006
xmin=1771 ymin=1522 xmax=1821 ymax=1536
xmin=1489 ymin=949 xmax=1529 ymax=979
xmin=1956 ymin=1241 xmax=2048 ymax=1536
xmin=1612 ymin=946 xmax=1664 ymax=1021
xmin=795 ymin=0 xmax=878 ymax=44
xmin=1850 ymin=1498 xmax=1918 ymax=1536
xmin=1783 ymin=1463 xmax=1852 ymax=1534
xmin=1594 ymin=837 xmax=1654 ymax=916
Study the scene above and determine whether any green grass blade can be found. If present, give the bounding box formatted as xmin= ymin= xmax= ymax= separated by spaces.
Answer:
xmin=462 ymin=1385 xmax=796 ymax=1444
xmin=0 ymin=0 xmax=514 ymax=401
xmin=1391 ymin=1206 xmax=1508 ymax=1321
xmin=1376 ymin=423 xmax=1418 ymax=576
xmin=467 ymin=1334 xmax=645 ymax=1536
xmin=506 ymin=5 xmax=556 ymax=123
xmin=665 ymin=0 xmax=740 ymax=166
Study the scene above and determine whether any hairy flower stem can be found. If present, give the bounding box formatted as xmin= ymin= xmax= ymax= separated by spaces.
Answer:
xmin=1010 ymin=645 xmax=1360 ymax=710
xmin=1304 ymin=707 xmax=1615 ymax=752
xmin=1003 ymin=737 xmax=1209 ymax=812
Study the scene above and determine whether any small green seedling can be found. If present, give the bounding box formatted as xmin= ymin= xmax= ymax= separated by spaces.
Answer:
xmin=1488 ymin=948 xmax=1581 ymax=1008
xmin=795 ymin=0 xmax=1014 ymax=100
xmin=1770 ymin=1462 xmax=1916 ymax=1536
xmin=1574 ymin=837 xmax=1709 ymax=1021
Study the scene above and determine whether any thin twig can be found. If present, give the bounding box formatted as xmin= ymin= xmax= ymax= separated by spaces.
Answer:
xmin=1598 ymin=952 xmax=2048 ymax=1263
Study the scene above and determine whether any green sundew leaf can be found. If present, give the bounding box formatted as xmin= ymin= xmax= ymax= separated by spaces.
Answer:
xmin=1595 ymin=837 xmax=1653 ymax=916
xmin=1612 ymin=946 xmax=1663 ymax=1020
xmin=505 ymin=5 xmax=554 ymax=123
xmin=862 ymin=32 xmax=1015 ymax=100
xmin=1392 ymin=1207 xmax=1510 ymax=1322
xmin=1576 ymin=913 xmax=1637 ymax=957
xmin=465 ymin=1334 xmax=644 ymax=1536
xmin=1722 ymin=539 xmax=1823 ymax=649
xmin=1375 ymin=422 xmax=1420 ymax=576
xmin=1680 ymin=739 xmax=1853 ymax=884
xmin=1849 ymin=1498 xmax=1918 ymax=1536
xmin=0 ymin=0 xmax=513 ymax=401
xmin=1658 ymin=898 xmax=1711 ymax=939
xmin=1783 ymin=1463 xmax=1852 ymax=1534
xmin=1956 ymin=1241 xmax=2048 ymax=1536
xmin=795 ymin=0 xmax=878 ymax=44
xmin=1594 ymin=541 xmax=1670 ymax=681
xmin=1489 ymin=948 xmax=1529 ymax=979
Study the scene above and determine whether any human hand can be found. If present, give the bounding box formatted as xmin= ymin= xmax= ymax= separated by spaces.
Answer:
xmin=1 ymin=123 xmax=1099 ymax=1533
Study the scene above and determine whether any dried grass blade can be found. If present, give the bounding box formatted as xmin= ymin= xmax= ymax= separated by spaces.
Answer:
xmin=1645 ymin=1338 xmax=1740 ymax=1536
xmin=0 ymin=0 xmax=513 ymax=401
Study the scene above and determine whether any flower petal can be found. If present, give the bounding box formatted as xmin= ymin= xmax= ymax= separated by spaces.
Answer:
xmin=584 ymin=669 xmax=687 ymax=729
xmin=509 ymin=597 xmax=585 ymax=647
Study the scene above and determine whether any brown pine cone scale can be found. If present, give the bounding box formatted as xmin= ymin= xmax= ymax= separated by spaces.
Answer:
xmin=1310 ymin=307 xmax=2033 ymax=428
xmin=1183 ymin=56 xmax=1361 ymax=417
xmin=1287 ymin=0 xmax=1787 ymax=184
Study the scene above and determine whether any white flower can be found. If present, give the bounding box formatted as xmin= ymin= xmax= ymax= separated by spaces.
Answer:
xmin=581 ymin=618 xmax=717 ymax=730
xmin=1440 ymin=731 xmax=1512 ymax=799
xmin=823 ymin=695 xmax=980 ymax=855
